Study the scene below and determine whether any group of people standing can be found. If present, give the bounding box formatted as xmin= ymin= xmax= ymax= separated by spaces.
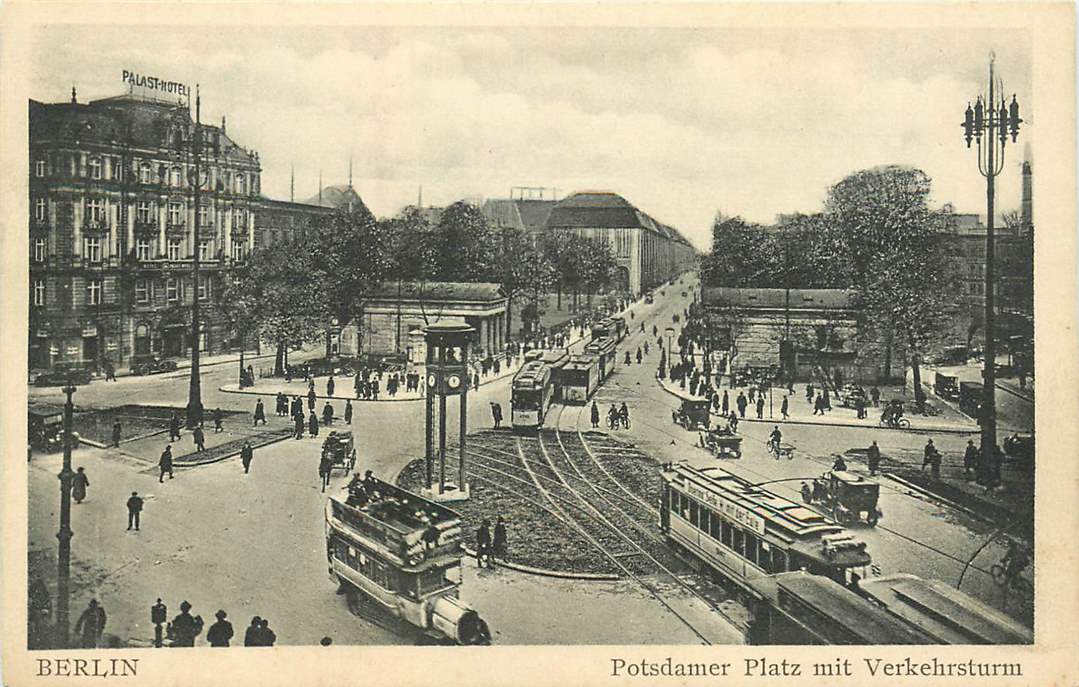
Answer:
xmin=475 ymin=516 xmax=508 ymax=568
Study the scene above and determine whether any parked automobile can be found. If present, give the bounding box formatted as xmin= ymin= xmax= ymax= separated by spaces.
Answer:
xmin=34 ymin=367 xmax=93 ymax=386
xmin=130 ymin=357 xmax=178 ymax=376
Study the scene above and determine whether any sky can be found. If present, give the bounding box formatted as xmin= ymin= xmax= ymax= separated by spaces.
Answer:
xmin=31 ymin=25 xmax=1032 ymax=251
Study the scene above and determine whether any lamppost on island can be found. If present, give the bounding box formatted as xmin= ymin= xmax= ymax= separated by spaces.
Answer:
xmin=186 ymin=85 xmax=205 ymax=428
xmin=665 ymin=326 xmax=675 ymax=374
xmin=55 ymin=378 xmax=77 ymax=647
xmin=960 ymin=52 xmax=1022 ymax=483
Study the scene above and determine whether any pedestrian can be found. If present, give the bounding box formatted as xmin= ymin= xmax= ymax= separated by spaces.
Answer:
xmin=867 ymin=440 xmax=881 ymax=476
xmin=354 ymin=374 xmax=362 ymax=399
xmin=322 ymin=402 xmax=334 ymax=426
xmin=169 ymin=412 xmax=181 ymax=442
xmin=493 ymin=516 xmax=507 ymax=566
xmin=727 ymin=410 xmax=740 ymax=433
xmin=170 ymin=601 xmax=203 ymax=647
xmin=319 ymin=455 xmax=332 ymax=491
xmin=490 ymin=402 xmax=503 ymax=429
xmin=619 ymin=402 xmax=630 ymax=429
xmin=344 ymin=399 xmax=353 ymax=425
xmin=291 ymin=396 xmax=302 ymax=419
xmin=244 ymin=617 xmax=262 ymax=646
xmin=636 ymin=347 xmax=642 ymax=364
xmin=922 ymin=439 xmax=936 ymax=470
xmin=253 ymin=399 xmax=265 ymax=426
xmin=476 ymin=519 xmax=492 ymax=567
xmin=590 ymin=401 xmax=600 ymax=429
xmin=327 ymin=376 xmax=335 ymax=397
xmin=74 ymin=599 xmax=107 ymax=648
xmin=781 ymin=395 xmax=789 ymax=420
xmin=193 ymin=425 xmax=206 ymax=453
xmin=473 ymin=372 xmax=480 ymax=390
xmin=103 ymin=360 xmax=117 ymax=382
xmin=307 ymin=388 xmax=317 ymax=412
xmin=822 ymin=388 xmax=831 ymax=411
xmin=257 ymin=619 xmax=276 ymax=646
xmin=159 ymin=446 xmax=174 ymax=482
xmin=721 ymin=390 xmax=729 ymax=416
xmin=870 ymin=386 xmax=881 ymax=407
xmin=736 ymin=392 xmax=747 ymax=418
xmin=206 ymin=610 xmax=234 ymax=647
xmin=928 ymin=448 xmax=942 ymax=480
xmin=241 ymin=441 xmax=254 ymax=474
xmin=813 ymin=394 xmax=825 ymax=416
xmin=294 ymin=413 xmax=304 ymax=440
xmin=309 ymin=411 xmax=320 ymax=438
xmin=963 ymin=439 xmax=978 ymax=478
xmin=372 ymin=378 xmax=380 ymax=400
xmin=213 ymin=407 xmax=224 ymax=433
xmin=806 ymin=384 xmax=815 ymax=403
xmin=748 ymin=387 xmax=756 ymax=404
xmin=756 ymin=395 xmax=764 ymax=419
xmin=126 ymin=491 xmax=143 ymax=531
xmin=73 ymin=466 xmax=89 ymax=503
xmin=112 ymin=420 xmax=122 ymax=447
xmin=832 ymin=454 xmax=848 ymax=471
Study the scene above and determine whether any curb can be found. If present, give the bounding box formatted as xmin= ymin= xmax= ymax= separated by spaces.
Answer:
xmin=655 ymin=376 xmax=979 ymax=436
xmin=172 ymin=431 xmax=294 ymax=467
xmin=461 ymin=545 xmax=621 ymax=581
xmin=217 ymin=368 xmax=519 ymax=403
xmin=881 ymin=472 xmax=992 ymax=524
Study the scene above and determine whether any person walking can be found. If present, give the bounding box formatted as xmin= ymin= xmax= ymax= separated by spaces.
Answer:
xmin=492 ymin=516 xmax=507 ymax=567
xmin=736 ymin=392 xmax=748 ymax=419
xmin=291 ymin=396 xmax=302 ymax=419
xmin=870 ymin=386 xmax=881 ymax=407
xmin=721 ymin=390 xmax=729 ymax=416
xmin=253 ymin=399 xmax=266 ymax=426
xmin=813 ymin=394 xmax=826 ymax=416
xmin=963 ymin=439 xmax=978 ymax=478
xmin=307 ymin=388 xmax=317 ymax=412
xmin=372 ymin=378 xmax=380 ymax=400
xmin=73 ymin=466 xmax=89 ymax=503
xmin=103 ymin=360 xmax=117 ymax=382
xmin=276 ymin=392 xmax=287 ymax=416
xmin=74 ymin=599 xmax=107 ymax=648
xmin=170 ymin=601 xmax=203 ymax=647
xmin=490 ymin=402 xmax=503 ymax=429
xmin=619 ymin=402 xmax=630 ymax=429
xmin=590 ymin=401 xmax=600 ymax=429
xmin=244 ymin=617 xmax=263 ymax=646
xmin=327 ymin=376 xmax=335 ymax=397
xmin=344 ymin=399 xmax=353 ymax=425
xmin=922 ymin=439 xmax=937 ymax=470
xmin=354 ymin=374 xmax=362 ymax=400
xmin=805 ymin=384 xmax=815 ymax=403
xmin=111 ymin=420 xmax=122 ymax=447
xmin=159 ymin=446 xmax=174 ymax=482
xmin=755 ymin=395 xmax=765 ymax=420
xmin=126 ymin=491 xmax=143 ymax=531
xmin=193 ymin=425 xmax=206 ymax=453
xmin=319 ymin=455 xmax=332 ymax=492
xmin=240 ymin=441 xmax=254 ymax=474
xmin=322 ymin=402 xmax=334 ymax=427
xmin=212 ymin=408 xmax=224 ymax=433
xmin=780 ymin=395 xmax=789 ymax=420
xmin=308 ymin=411 xmax=320 ymax=438
xmin=294 ymin=413 xmax=305 ymax=440
xmin=748 ymin=387 xmax=756 ymax=405
xmin=476 ymin=519 xmax=492 ymax=568
xmin=169 ymin=412 xmax=181 ymax=442
xmin=867 ymin=440 xmax=881 ymax=476
xmin=206 ymin=610 xmax=234 ymax=647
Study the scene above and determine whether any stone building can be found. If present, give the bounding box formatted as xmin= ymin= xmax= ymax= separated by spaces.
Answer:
xmin=340 ymin=282 xmax=508 ymax=360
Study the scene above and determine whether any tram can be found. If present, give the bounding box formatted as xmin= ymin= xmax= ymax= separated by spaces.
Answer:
xmin=325 ymin=475 xmax=491 ymax=644
xmin=511 ymin=360 xmax=557 ymax=431
xmin=860 ymin=573 xmax=1033 ymax=644
xmin=522 ymin=349 xmax=570 ymax=400
xmin=745 ymin=572 xmax=929 ymax=645
xmin=584 ymin=336 xmax=617 ymax=381
xmin=561 ymin=354 xmax=601 ymax=403
xmin=591 ymin=317 xmax=627 ymax=343
xmin=660 ymin=462 xmax=871 ymax=594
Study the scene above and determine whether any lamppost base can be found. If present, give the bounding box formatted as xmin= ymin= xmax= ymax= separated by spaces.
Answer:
xmin=420 ymin=482 xmax=471 ymax=503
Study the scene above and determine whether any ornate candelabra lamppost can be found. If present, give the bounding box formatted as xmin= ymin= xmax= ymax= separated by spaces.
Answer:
xmin=423 ymin=320 xmax=475 ymax=501
xmin=961 ymin=53 xmax=1022 ymax=483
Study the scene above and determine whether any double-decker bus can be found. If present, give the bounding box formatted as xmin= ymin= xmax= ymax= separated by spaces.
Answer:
xmin=511 ymin=360 xmax=556 ymax=431
xmin=325 ymin=475 xmax=491 ymax=644
xmin=584 ymin=337 xmax=617 ymax=381
xmin=660 ymin=462 xmax=871 ymax=593
xmin=561 ymin=354 xmax=600 ymax=403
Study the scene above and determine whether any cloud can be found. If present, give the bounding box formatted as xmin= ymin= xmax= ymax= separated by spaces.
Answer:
xmin=30 ymin=26 xmax=1032 ymax=251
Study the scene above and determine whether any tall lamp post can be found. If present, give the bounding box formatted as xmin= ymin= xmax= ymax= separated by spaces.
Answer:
xmin=961 ymin=53 xmax=1022 ymax=482
xmin=186 ymin=86 xmax=205 ymax=428
xmin=55 ymin=379 xmax=77 ymax=647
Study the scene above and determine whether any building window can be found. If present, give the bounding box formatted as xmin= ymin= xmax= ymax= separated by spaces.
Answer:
xmin=87 ymin=279 xmax=102 ymax=306
xmin=198 ymin=204 xmax=209 ymax=227
xmin=135 ymin=238 xmax=151 ymax=261
xmin=236 ymin=175 xmax=246 ymax=194
xmin=198 ymin=274 xmax=212 ymax=300
xmin=233 ymin=207 xmax=246 ymax=227
xmin=198 ymin=240 xmax=212 ymax=262
xmin=168 ymin=202 xmax=183 ymax=226
xmin=140 ymin=163 xmax=153 ymax=184
xmin=83 ymin=236 xmax=102 ymax=263
xmin=35 ymin=160 xmax=46 ymax=178
xmin=34 ymin=197 xmax=47 ymax=222
xmin=32 ymin=238 xmax=47 ymax=262
xmin=33 ymin=279 xmax=46 ymax=306
xmin=167 ymin=238 xmax=182 ymax=261
xmin=135 ymin=279 xmax=152 ymax=304
xmin=86 ymin=198 xmax=105 ymax=223
xmin=231 ymin=242 xmax=245 ymax=262
xmin=171 ymin=167 xmax=183 ymax=187
xmin=137 ymin=201 xmax=153 ymax=224
xmin=166 ymin=278 xmax=179 ymax=302
xmin=89 ymin=158 xmax=102 ymax=180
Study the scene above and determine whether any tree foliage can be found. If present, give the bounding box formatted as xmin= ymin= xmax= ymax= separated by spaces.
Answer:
xmin=432 ymin=201 xmax=498 ymax=282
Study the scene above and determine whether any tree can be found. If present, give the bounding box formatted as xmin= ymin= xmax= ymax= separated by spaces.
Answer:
xmin=432 ymin=201 xmax=498 ymax=282
xmin=825 ymin=165 xmax=958 ymax=391
xmin=306 ymin=206 xmax=397 ymax=357
xmin=579 ymin=238 xmax=618 ymax=307
xmin=494 ymin=227 xmax=556 ymax=342
xmin=701 ymin=214 xmax=772 ymax=287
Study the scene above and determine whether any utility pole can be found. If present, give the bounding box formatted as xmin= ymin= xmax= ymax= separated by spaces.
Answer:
xmin=186 ymin=85 xmax=204 ymax=428
xmin=55 ymin=379 xmax=76 ymax=647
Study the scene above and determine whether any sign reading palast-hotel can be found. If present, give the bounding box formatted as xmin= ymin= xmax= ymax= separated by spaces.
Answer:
xmin=122 ymin=70 xmax=190 ymax=98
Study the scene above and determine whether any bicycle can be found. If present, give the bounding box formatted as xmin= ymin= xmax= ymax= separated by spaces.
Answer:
xmin=879 ymin=414 xmax=911 ymax=429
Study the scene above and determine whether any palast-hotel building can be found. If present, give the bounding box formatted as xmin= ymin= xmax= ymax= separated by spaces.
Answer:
xmin=28 ymin=89 xmax=337 ymax=371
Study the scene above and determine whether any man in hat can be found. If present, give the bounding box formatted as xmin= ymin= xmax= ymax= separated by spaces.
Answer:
xmin=206 ymin=610 xmax=234 ymax=647
xmin=244 ymin=616 xmax=263 ymax=646
xmin=170 ymin=601 xmax=203 ymax=647
xmin=240 ymin=441 xmax=254 ymax=474
xmin=212 ymin=407 xmax=224 ymax=433
xmin=112 ymin=420 xmax=122 ymax=447
xmin=867 ymin=440 xmax=881 ymax=476
xmin=253 ymin=399 xmax=266 ymax=427
xmin=322 ymin=401 xmax=334 ymax=427
xmin=73 ymin=466 xmax=89 ymax=504
xmin=126 ymin=491 xmax=143 ymax=530
xmin=344 ymin=399 xmax=353 ymax=425
xmin=490 ymin=402 xmax=503 ymax=429
xmin=308 ymin=411 xmax=320 ymax=438
xmin=159 ymin=446 xmax=174 ymax=482
xmin=169 ymin=411 xmax=181 ymax=442
xmin=75 ymin=599 xmax=107 ymax=648
xmin=193 ymin=425 xmax=206 ymax=453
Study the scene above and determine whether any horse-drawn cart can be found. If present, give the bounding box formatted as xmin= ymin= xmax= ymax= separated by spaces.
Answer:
xmin=321 ymin=431 xmax=357 ymax=475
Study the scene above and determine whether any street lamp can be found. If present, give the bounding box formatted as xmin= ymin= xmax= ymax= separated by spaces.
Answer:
xmin=55 ymin=378 xmax=77 ymax=647
xmin=186 ymin=86 xmax=205 ymax=428
xmin=961 ymin=52 xmax=1022 ymax=484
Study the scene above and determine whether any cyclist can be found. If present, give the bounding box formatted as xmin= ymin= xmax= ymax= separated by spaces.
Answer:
xmin=1001 ymin=541 xmax=1031 ymax=586
xmin=607 ymin=404 xmax=620 ymax=430
xmin=768 ymin=426 xmax=783 ymax=458
xmin=619 ymin=402 xmax=630 ymax=429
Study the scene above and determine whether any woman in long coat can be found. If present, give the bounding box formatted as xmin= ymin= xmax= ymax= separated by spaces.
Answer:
xmin=72 ymin=467 xmax=89 ymax=503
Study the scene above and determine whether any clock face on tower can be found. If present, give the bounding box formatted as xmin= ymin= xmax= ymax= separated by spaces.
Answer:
xmin=447 ymin=374 xmax=461 ymax=389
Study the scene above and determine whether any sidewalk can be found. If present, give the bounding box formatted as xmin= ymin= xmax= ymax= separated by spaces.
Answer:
xmin=656 ymin=374 xmax=979 ymax=435
xmin=218 ymin=326 xmax=591 ymax=403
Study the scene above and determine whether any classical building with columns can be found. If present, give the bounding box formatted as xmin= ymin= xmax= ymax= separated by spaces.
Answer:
xmin=28 ymin=90 xmax=330 ymax=371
